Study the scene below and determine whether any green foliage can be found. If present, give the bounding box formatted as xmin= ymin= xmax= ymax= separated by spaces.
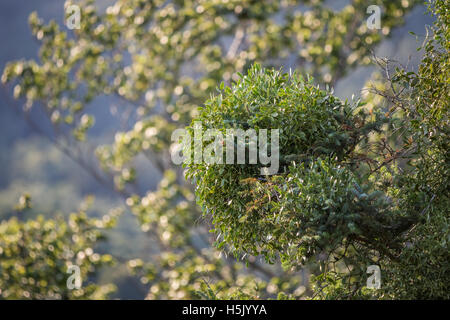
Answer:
xmin=186 ymin=0 xmax=449 ymax=298
xmin=1 ymin=0 xmax=433 ymax=300
xmin=0 ymin=198 xmax=117 ymax=299
xmin=125 ymin=170 xmax=197 ymax=247
xmin=308 ymin=0 xmax=450 ymax=299
xmin=128 ymin=248 xmax=302 ymax=299
xmin=373 ymin=0 xmax=449 ymax=299
xmin=186 ymin=64 xmax=418 ymax=278
xmin=185 ymin=65 xmax=390 ymax=263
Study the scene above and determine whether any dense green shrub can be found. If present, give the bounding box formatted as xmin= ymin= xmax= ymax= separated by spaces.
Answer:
xmin=186 ymin=0 xmax=449 ymax=298
xmin=185 ymin=65 xmax=408 ymax=268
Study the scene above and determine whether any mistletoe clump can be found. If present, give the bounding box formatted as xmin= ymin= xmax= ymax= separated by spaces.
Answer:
xmin=184 ymin=64 xmax=406 ymax=266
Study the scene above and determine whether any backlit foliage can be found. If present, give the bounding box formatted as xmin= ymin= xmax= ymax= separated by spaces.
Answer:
xmin=0 ymin=198 xmax=118 ymax=299
xmin=3 ymin=0 xmax=444 ymax=299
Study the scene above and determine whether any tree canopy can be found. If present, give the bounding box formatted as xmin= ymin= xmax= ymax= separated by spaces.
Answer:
xmin=1 ymin=0 xmax=448 ymax=299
